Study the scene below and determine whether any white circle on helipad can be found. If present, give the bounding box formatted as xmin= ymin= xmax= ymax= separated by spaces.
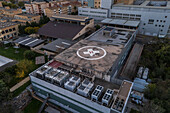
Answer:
xmin=76 ymin=46 xmax=107 ymax=60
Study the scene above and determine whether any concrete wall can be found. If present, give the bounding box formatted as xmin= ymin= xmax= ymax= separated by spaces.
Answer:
xmin=101 ymin=0 xmax=113 ymax=9
xmin=88 ymin=0 xmax=94 ymax=7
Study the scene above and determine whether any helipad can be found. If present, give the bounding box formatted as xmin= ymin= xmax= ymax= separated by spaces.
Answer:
xmin=0 ymin=55 xmax=13 ymax=67
xmin=55 ymin=40 xmax=123 ymax=73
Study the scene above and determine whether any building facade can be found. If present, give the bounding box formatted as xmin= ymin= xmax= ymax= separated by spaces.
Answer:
xmin=78 ymin=1 xmax=170 ymax=37
xmin=78 ymin=7 xmax=109 ymax=20
xmin=12 ymin=13 xmax=40 ymax=23
xmin=0 ymin=22 xmax=19 ymax=41
xmin=44 ymin=1 xmax=81 ymax=17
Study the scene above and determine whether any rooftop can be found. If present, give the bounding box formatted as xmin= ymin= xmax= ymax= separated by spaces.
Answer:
xmin=15 ymin=13 xmax=40 ymax=18
xmin=52 ymin=14 xmax=89 ymax=22
xmin=113 ymin=1 xmax=170 ymax=12
xmin=86 ymin=26 xmax=135 ymax=46
xmin=101 ymin=18 xmax=140 ymax=27
xmin=38 ymin=21 xmax=85 ymax=40
xmin=0 ymin=22 xmax=18 ymax=29
xmin=54 ymin=26 xmax=135 ymax=74
xmin=111 ymin=81 xmax=133 ymax=112
xmin=54 ymin=39 xmax=123 ymax=74
xmin=42 ymin=38 xmax=75 ymax=53
xmin=13 ymin=37 xmax=45 ymax=48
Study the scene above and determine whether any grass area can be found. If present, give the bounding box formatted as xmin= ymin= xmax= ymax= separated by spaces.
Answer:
xmin=23 ymin=98 xmax=42 ymax=113
xmin=0 ymin=46 xmax=27 ymax=61
xmin=12 ymin=80 xmax=31 ymax=97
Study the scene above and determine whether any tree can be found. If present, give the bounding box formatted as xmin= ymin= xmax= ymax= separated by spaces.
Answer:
xmin=9 ymin=0 xmax=15 ymax=4
xmin=25 ymin=27 xmax=35 ymax=34
xmin=16 ymin=59 xmax=33 ymax=78
xmin=24 ymin=50 xmax=36 ymax=60
xmin=39 ymin=16 xmax=50 ymax=25
xmin=18 ymin=1 xmax=24 ymax=8
xmin=34 ymin=27 xmax=40 ymax=33
xmin=95 ymin=24 xmax=100 ymax=30
xmin=0 ymin=80 xmax=10 ymax=102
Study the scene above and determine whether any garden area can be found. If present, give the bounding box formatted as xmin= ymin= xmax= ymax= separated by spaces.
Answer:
xmin=138 ymin=38 xmax=170 ymax=113
xmin=23 ymin=98 xmax=42 ymax=113
xmin=0 ymin=45 xmax=46 ymax=102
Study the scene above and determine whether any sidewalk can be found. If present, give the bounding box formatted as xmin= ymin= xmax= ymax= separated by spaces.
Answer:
xmin=10 ymin=76 xmax=30 ymax=92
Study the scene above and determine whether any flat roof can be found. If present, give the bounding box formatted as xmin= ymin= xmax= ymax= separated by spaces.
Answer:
xmin=0 ymin=55 xmax=13 ymax=67
xmin=42 ymin=38 xmax=75 ymax=53
xmin=113 ymin=1 xmax=170 ymax=11
xmin=0 ymin=22 xmax=18 ymax=29
xmin=54 ymin=39 xmax=123 ymax=73
xmin=15 ymin=13 xmax=39 ymax=18
xmin=87 ymin=26 xmax=135 ymax=46
xmin=13 ymin=37 xmax=45 ymax=48
xmin=101 ymin=18 xmax=140 ymax=27
xmin=52 ymin=14 xmax=89 ymax=21
xmin=38 ymin=21 xmax=85 ymax=40
xmin=112 ymin=81 xmax=133 ymax=112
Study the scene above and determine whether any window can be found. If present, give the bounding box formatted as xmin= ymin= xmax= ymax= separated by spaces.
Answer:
xmin=155 ymin=24 xmax=157 ymax=27
xmin=13 ymin=28 xmax=16 ymax=31
xmin=162 ymin=25 xmax=164 ymax=27
xmin=5 ymin=30 xmax=8 ymax=33
xmin=159 ymin=25 xmax=161 ymax=27
xmin=157 ymin=20 xmax=159 ymax=22
xmin=148 ymin=19 xmax=154 ymax=24
xmin=2 ymin=31 xmax=5 ymax=34
xmin=163 ymin=20 xmax=166 ymax=23
xmin=160 ymin=20 xmax=162 ymax=22
xmin=143 ymin=23 xmax=146 ymax=25
xmin=160 ymin=29 xmax=163 ymax=32
xmin=9 ymin=29 xmax=12 ymax=32
xmin=165 ymin=16 xmax=167 ymax=18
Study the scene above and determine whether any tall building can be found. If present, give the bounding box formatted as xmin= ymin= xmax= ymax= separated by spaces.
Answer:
xmin=78 ymin=1 xmax=170 ymax=37
xmin=29 ymin=26 xmax=135 ymax=113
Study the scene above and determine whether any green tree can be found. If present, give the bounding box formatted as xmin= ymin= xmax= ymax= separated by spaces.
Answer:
xmin=39 ymin=16 xmax=50 ymax=25
xmin=9 ymin=0 xmax=15 ymax=4
xmin=0 ymin=80 xmax=10 ymax=102
xmin=25 ymin=27 xmax=35 ymax=34
xmin=95 ymin=24 xmax=101 ymax=30
xmin=24 ymin=50 xmax=36 ymax=60
xmin=16 ymin=59 xmax=33 ymax=78
xmin=18 ymin=1 xmax=24 ymax=8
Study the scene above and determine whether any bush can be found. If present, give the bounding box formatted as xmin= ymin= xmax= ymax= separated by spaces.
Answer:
xmin=24 ymin=50 xmax=36 ymax=60
xmin=16 ymin=59 xmax=34 ymax=78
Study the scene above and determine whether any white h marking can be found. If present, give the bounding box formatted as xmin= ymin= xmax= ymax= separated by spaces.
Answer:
xmin=83 ymin=49 xmax=100 ymax=56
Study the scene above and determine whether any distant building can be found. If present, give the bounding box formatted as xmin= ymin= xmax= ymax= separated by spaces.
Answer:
xmin=44 ymin=1 xmax=81 ymax=17
xmin=25 ymin=0 xmax=82 ymax=15
xmin=79 ymin=1 xmax=170 ymax=37
xmin=0 ymin=22 xmax=19 ymax=41
xmin=0 ymin=7 xmax=22 ymax=17
xmin=78 ymin=7 xmax=109 ymax=20
xmin=25 ymin=1 xmax=48 ymax=15
xmin=110 ymin=1 xmax=170 ymax=37
xmin=12 ymin=13 xmax=40 ymax=24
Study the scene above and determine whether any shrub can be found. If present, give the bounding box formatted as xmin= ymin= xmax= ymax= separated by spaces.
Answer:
xmin=24 ymin=50 xmax=36 ymax=60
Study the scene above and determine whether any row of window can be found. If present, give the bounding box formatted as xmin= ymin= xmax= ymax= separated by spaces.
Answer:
xmin=111 ymin=13 xmax=141 ymax=17
xmin=148 ymin=19 xmax=166 ymax=24
xmin=1 ymin=27 xmax=16 ymax=35
xmin=3 ymin=32 xmax=17 ymax=40
xmin=89 ymin=11 xmax=106 ymax=14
